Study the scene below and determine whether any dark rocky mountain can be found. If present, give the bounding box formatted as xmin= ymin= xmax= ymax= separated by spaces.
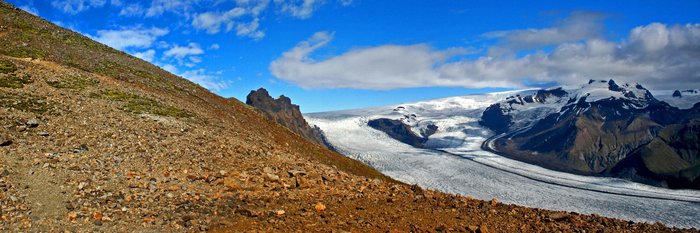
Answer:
xmin=245 ymin=88 xmax=334 ymax=150
xmin=482 ymin=80 xmax=700 ymax=189
xmin=367 ymin=118 xmax=436 ymax=148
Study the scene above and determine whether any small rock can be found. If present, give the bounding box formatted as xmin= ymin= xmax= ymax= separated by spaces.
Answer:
xmin=265 ymin=173 xmax=280 ymax=182
xmin=263 ymin=167 xmax=275 ymax=174
xmin=68 ymin=213 xmax=78 ymax=221
xmin=223 ymin=177 xmax=241 ymax=191
xmin=0 ymin=136 xmax=11 ymax=147
xmin=26 ymin=119 xmax=40 ymax=128
xmin=478 ymin=225 xmax=489 ymax=233
xmin=38 ymin=131 xmax=49 ymax=137
xmin=235 ymin=208 xmax=257 ymax=217
xmin=275 ymin=210 xmax=285 ymax=215
xmin=314 ymin=202 xmax=326 ymax=212
xmin=467 ymin=225 xmax=479 ymax=232
xmin=148 ymin=183 xmax=158 ymax=193
xmin=287 ymin=169 xmax=306 ymax=177
xmin=549 ymin=212 xmax=569 ymax=221
xmin=490 ymin=198 xmax=498 ymax=206
xmin=0 ymin=169 xmax=9 ymax=177
xmin=17 ymin=126 xmax=27 ymax=132
xmin=9 ymin=195 xmax=18 ymax=202
xmin=78 ymin=182 xmax=87 ymax=190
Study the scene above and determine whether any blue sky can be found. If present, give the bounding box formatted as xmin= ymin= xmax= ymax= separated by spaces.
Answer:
xmin=9 ymin=0 xmax=700 ymax=112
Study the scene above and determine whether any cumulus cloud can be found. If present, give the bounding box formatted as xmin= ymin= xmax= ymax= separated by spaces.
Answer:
xmin=163 ymin=42 xmax=204 ymax=59
xmin=89 ymin=27 xmax=169 ymax=50
xmin=274 ymin=0 xmax=324 ymax=19
xmin=191 ymin=1 xmax=268 ymax=39
xmin=51 ymin=0 xmax=107 ymax=14
xmin=180 ymin=69 xmax=230 ymax=91
xmin=270 ymin=32 xmax=469 ymax=89
xmin=119 ymin=4 xmax=145 ymax=16
xmin=270 ymin=22 xmax=700 ymax=90
xmin=18 ymin=4 xmax=39 ymax=16
xmin=192 ymin=7 xmax=247 ymax=34
xmin=484 ymin=12 xmax=606 ymax=55
xmin=145 ymin=0 xmax=195 ymax=17
xmin=132 ymin=49 xmax=156 ymax=62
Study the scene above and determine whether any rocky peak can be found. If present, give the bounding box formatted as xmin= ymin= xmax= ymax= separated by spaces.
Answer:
xmin=673 ymin=90 xmax=683 ymax=98
xmin=245 ymin=88 xmax=332 ymax=149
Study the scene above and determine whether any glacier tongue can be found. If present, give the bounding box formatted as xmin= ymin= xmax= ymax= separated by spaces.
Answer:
xmin=306 ymin=88 xmax=700 ymax=229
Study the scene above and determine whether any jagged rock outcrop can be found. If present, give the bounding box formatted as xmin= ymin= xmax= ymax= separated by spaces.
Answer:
xmin=483 ymin=80 xmax=700 ymax=189
xmin=367 ymin=118 xmax=431 ymax=148
xmin=246 ymin=88 xmax=333 ymax=149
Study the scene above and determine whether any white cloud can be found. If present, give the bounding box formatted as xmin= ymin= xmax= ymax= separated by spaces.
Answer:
xmin=180 ymin=69 xmax=230 ymax=91
xmin=51 ymin=0 xmax=107 ymax=14
xmin=235 ymin=18 xmax=264 ymax=39
xmin=271 ymin=23 xmax=700 ymax=90
xmin=484 ymin=12 xmax=605 ymax=55
xmin=145 ymin=0 xmax=199 ymax=18
xmin=274 ymin=0 xmax=324 ymax=19
xmin=119 ymin=4 xmax=144 ymax=16
xmin=191 ymin=1 xmax=268 ymax=39
xmin=89 ymin=27 xmax=169 ymax=50
xmin=158 ymin=63 xmax=178 ymax=74
xmin=132 ymin=49 xmax=156 ymax=62
xmin=209 ymin=44 xmax=221 ymax=50
xmin=163 ymin=42 xmax=204 ymax=59
xmin=192 ymin=7 xmax=247 ymax=34
xmin=19 ymin=4 xmax=39 ymax=16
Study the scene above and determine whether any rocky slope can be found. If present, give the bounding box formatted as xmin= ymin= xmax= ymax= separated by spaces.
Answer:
xmin=0 ymin=1 xmax=695 ymax=232
xmin=482 ymin=80 xmax=700 ymax=189
xmin=245 ymin=88 xmax=332 ymax=150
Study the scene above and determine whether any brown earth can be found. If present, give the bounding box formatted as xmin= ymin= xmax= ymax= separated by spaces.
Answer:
xmin=0 ymin=1 xmax=696 ymax=232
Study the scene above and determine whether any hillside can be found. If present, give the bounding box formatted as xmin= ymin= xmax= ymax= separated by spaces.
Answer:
xmin=0 ymin=2 xmax=694 ymax=232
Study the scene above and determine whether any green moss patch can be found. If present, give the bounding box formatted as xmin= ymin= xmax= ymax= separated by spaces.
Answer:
xmin=0 ymin=74 xmax=33 ymax=88
xmin=46 ymin=75 xmax=98 ymax=90
xmin=91 ymin=89 xmax=192 ymax=118
xmin=0 ymin=60 xmax=17 ymax=74
xmin=0 ymin=91 xmax=49 ymax=114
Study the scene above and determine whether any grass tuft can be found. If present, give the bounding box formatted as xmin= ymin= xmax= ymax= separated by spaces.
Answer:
xmin=0 ymin=91 xmax=49 ymax=114
xmin=0 ymin=60 xmax=17 ymax=74
xmin=91 ymin=89 xmax=192 ymax=118
xmin=46 ymin=75 xmax=98 ymax=90
xmin=0 ymin=74 xmax=32 ymax=88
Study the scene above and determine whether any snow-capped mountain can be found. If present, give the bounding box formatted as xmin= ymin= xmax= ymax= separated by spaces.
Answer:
xmin=484 ymin=80 xmax=700 ymax=189
xmin=305 ymin=79 xmax=700 ymax=228
xmin=480 ymin=79 xmax=658 ymax=133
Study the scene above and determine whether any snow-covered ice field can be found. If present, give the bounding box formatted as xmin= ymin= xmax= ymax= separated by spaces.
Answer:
xmin=306 ymin=91 xmax=700 ymax=229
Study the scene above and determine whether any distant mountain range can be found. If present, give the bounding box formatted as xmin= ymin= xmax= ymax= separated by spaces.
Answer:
xmin=481 ymin=80 xmax=700 ymax=189
xmin=354 ymin=79 xmax=700 ymax=190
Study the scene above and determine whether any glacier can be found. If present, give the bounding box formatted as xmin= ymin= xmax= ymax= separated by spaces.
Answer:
xmin=306 ymin=89 xmax=700 ymax=229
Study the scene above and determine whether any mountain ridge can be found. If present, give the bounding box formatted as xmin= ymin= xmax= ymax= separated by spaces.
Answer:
xmin=1 ymin=1 xmax=695 ymax=231
xmin=481 ymin=79 xmax=700 ymax=189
